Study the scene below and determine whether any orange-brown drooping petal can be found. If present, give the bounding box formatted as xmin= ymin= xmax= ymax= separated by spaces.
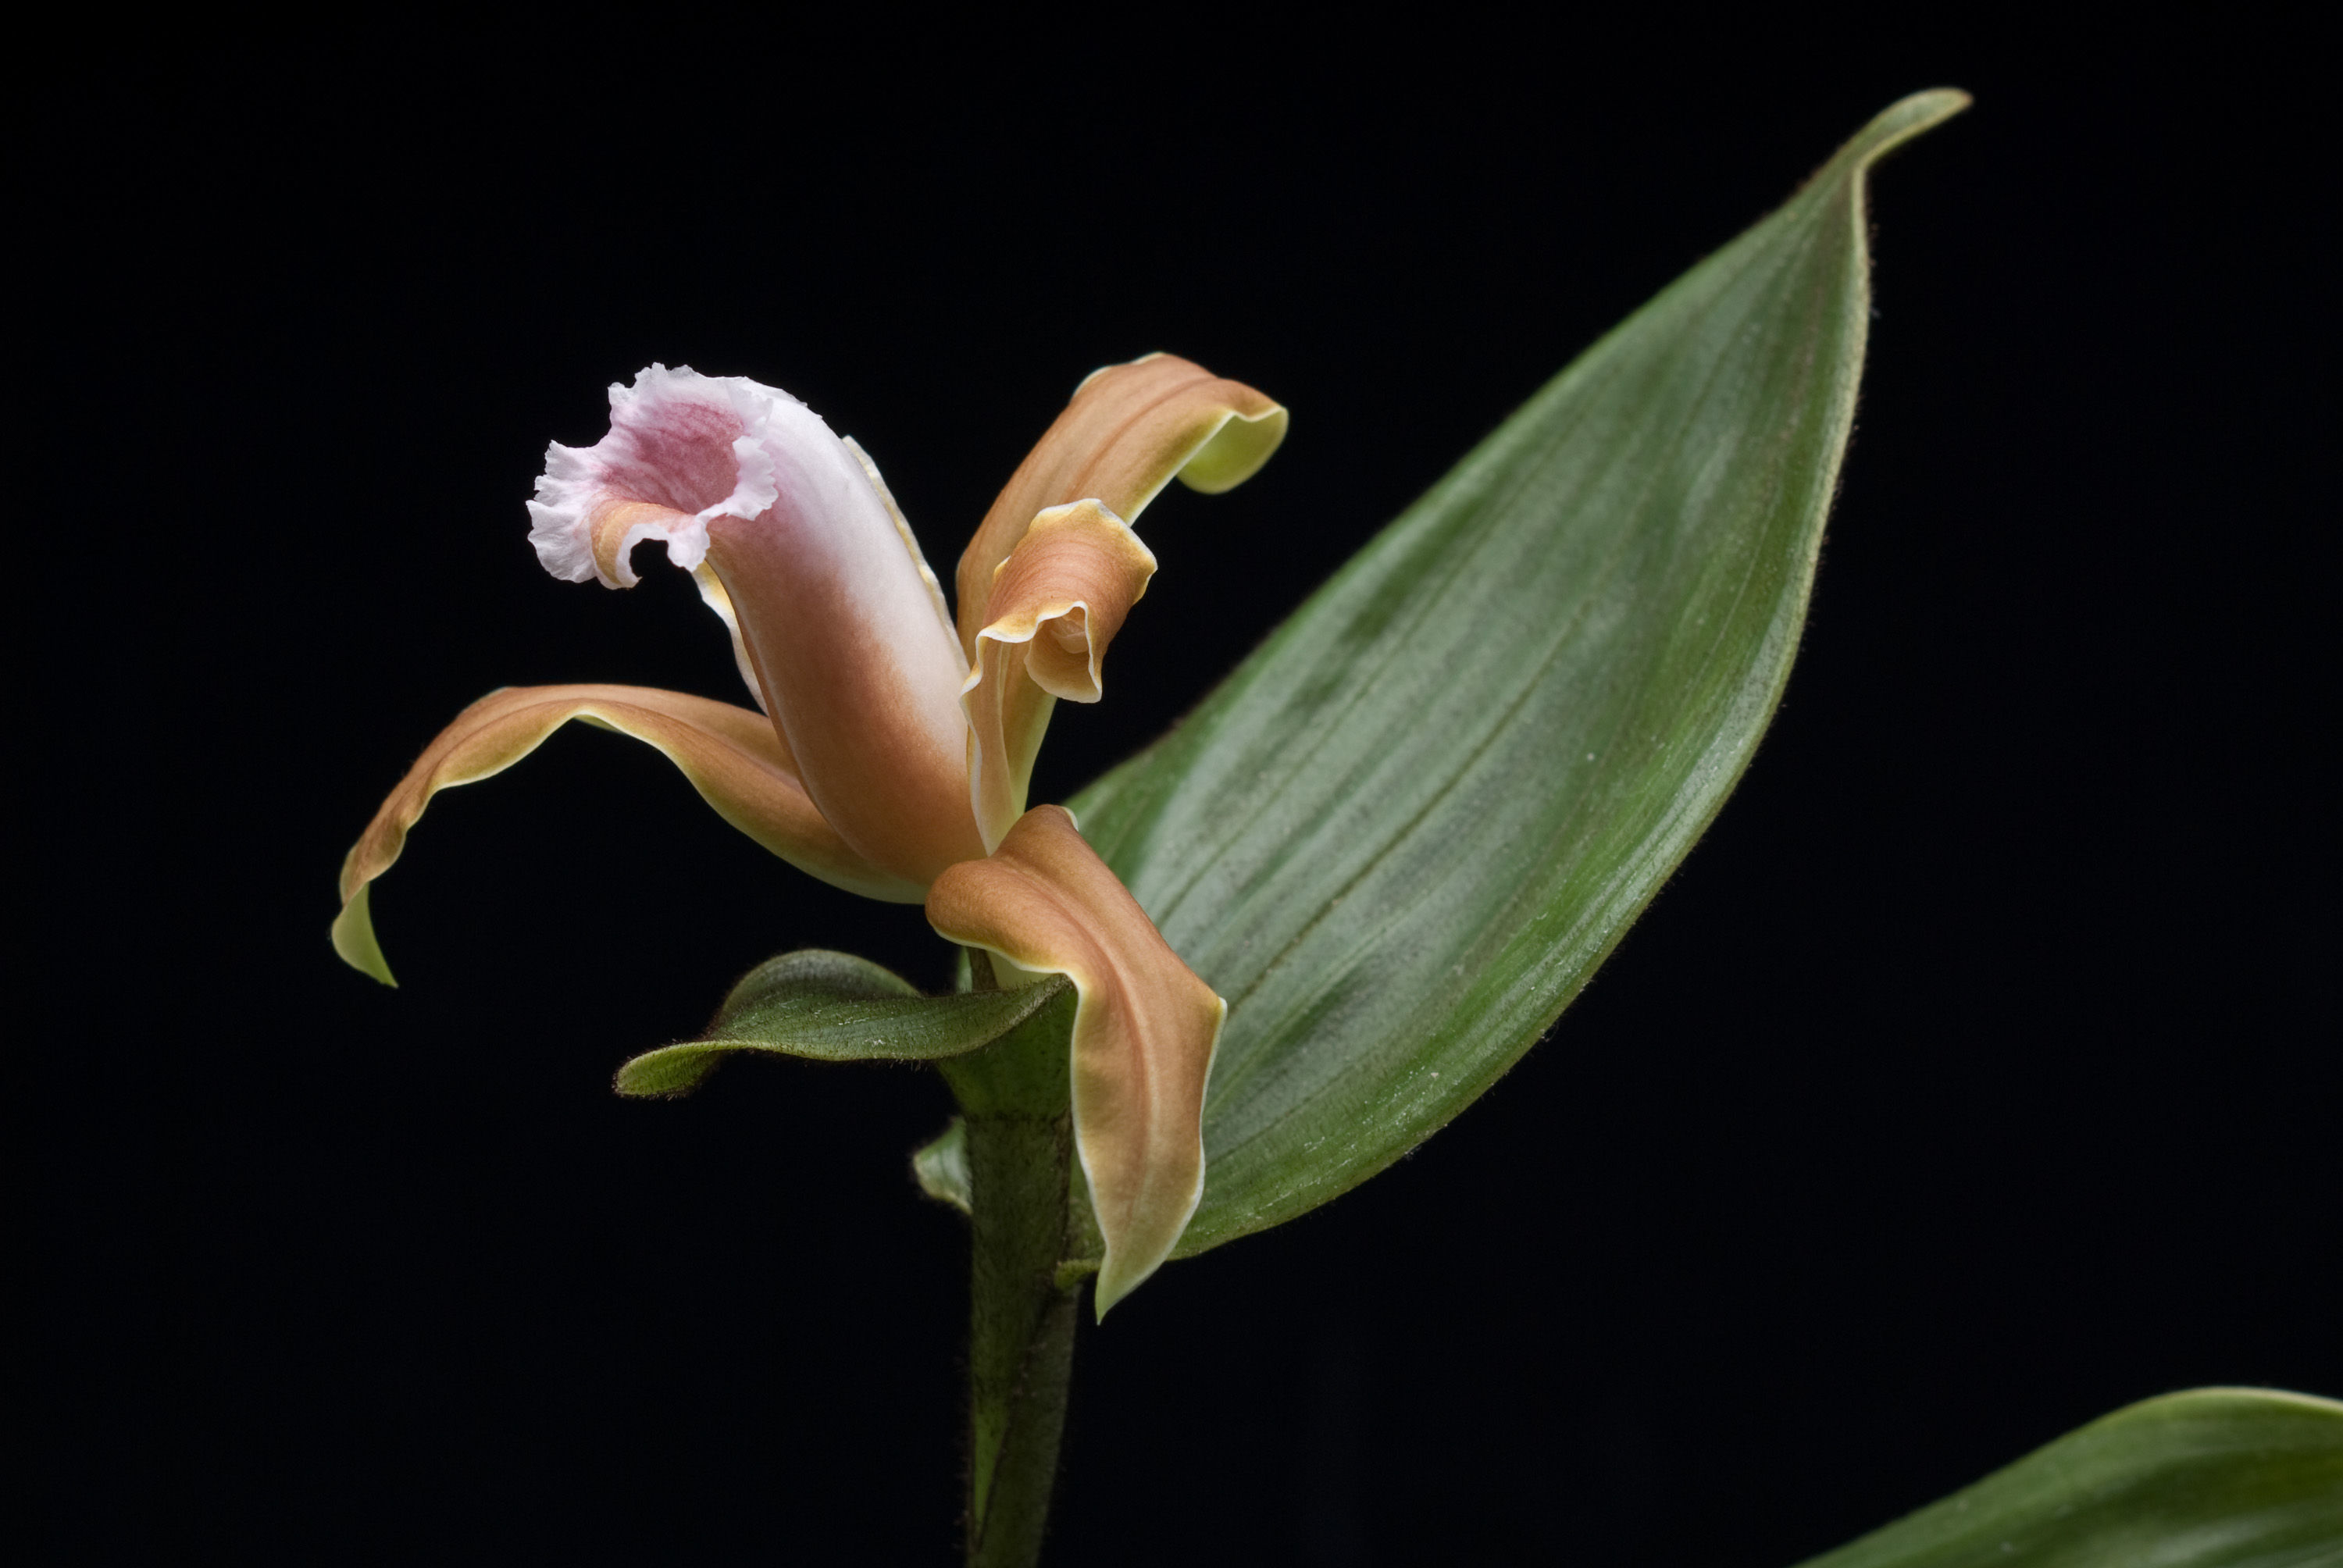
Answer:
xmin=925 ymin=807 xmax=1225 ymax=1315
xmin=962 ymin=501 xmax=1158 ymax=850
xmin=954 ymin=354 xmax=1286 ymax=651
xmin=333 ymin=684 xmax=917 ymax=985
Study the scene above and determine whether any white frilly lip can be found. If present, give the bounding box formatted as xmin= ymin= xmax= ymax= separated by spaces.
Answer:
xmin=526 ymin=364 xmax=792 ymax=588
xmin=522 ymin=361 xmax=985 ymax=885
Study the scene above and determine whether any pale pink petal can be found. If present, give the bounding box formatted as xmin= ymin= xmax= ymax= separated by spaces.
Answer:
xmin=526 ymin=365 xmax=984 ymax=886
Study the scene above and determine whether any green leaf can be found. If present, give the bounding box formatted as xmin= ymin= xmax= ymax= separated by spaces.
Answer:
xmin=912 ymin=1117 xmax=972 ymax=1213
xmin=1068 ymin=91 xmax=1970 ymax=1256
xmin=614 ymin=950 xmax=1071 ymax=1096
xmin=1794 ymin=1388 xmax=2343 ymax=1567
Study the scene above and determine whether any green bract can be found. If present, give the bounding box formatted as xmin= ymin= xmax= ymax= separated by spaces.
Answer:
xmin=615 ymin=950 xmax=1070 ymax=1095
xmin=1797 ymin=1388 xmax=2343 ymax=1567
xmin=1066 ymin=89 xmax=1973 ymax=1260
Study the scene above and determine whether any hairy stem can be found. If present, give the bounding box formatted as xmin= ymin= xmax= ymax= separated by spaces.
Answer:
xmin=944 ymin=960 xmax=1082 ymax=1568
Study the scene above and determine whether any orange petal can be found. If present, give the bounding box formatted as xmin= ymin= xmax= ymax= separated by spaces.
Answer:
xmin=954 ymin=354 xmax=1286 ymax=652
xmin=961 ymin=501 xmax=1157 ymax=850
xmin=706 ymin=490 xmax=985 ymax=886
xmin=925 ymin=807 xmax=1225 ymax=1314
xmin=333 ymin=684 xmax=915 ymax=985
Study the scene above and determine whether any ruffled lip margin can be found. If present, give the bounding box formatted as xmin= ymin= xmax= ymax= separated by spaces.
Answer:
xmin=526 ymin=364 xmax=793 ymax=587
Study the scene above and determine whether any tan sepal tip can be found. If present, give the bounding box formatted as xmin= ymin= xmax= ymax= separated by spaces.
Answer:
xmin=1173 ymin=398 xmax=1287 ymax=495
xmin=925 ymin=806 xmax=1225 ymax=1316
xmin=330 ymin=882 xmax=396 ymax=987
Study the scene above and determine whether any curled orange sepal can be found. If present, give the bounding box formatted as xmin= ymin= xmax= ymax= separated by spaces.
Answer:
xmin=961 ymin=500 xmax=1158 ymax=849
xmin=954 ymin=353 xmax=1286 ymax=653
xmin=925 ymin=807 xmax=1225 ymax=1315
xmin=333 ymin=683 xmax=917 ymax=985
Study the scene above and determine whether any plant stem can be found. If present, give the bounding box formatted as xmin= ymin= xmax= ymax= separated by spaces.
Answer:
xmin=943 ymin=960 xmax=1082 ymax=1568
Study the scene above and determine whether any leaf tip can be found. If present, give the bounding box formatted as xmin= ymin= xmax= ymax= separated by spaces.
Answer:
xmin=612 ymin=1043 xmax=720 ymax=1099
xmin=1840 ymin=88 xmax=1973 ymax=176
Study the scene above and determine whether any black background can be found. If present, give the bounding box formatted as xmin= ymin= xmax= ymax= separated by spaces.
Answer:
xmin=23 ymin=20 xmax=2335 ymax=1565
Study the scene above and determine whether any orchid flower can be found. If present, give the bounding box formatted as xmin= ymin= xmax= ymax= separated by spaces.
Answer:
xmin=330 ymin=354 xmax=1284 ymax=1306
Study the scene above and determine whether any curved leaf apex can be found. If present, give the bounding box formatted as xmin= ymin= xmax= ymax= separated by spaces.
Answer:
xmin=1829 ymin=88 xmax=1971 ymax=181
xmin=331 ymin=883 xmax=398 ymax=988
xmin=613 ymin=1043 xmax=723 ymax=1098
